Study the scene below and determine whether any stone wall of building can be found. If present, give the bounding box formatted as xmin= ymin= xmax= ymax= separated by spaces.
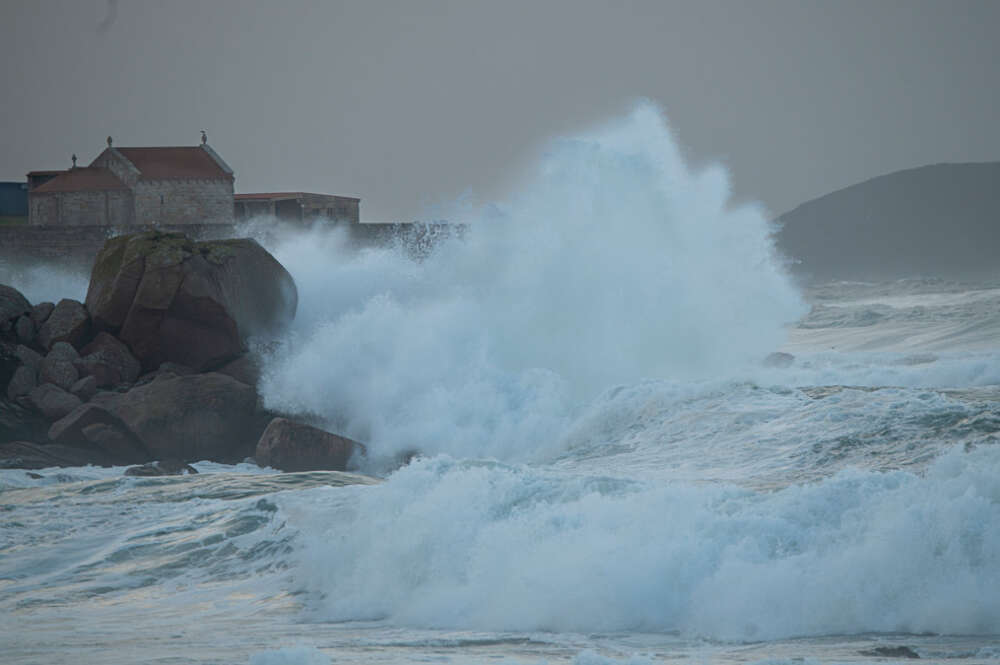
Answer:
xmin=133 ymin=179 xmax=234 ymax=225
xmin=28 ymin=190 xmax=133 ymax=226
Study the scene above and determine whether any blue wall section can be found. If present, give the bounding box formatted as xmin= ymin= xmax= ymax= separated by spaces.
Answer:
xmin=0 ymin=182 xmax=28 ymax=216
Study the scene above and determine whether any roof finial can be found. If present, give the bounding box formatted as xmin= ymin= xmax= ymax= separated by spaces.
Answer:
xmin=107 ymin=136 xmax=113 ymax=147
xmin=201 ymin=130 xmax=207 ymax=145
xmin=71 ymin=154 xmax=77 ymax=168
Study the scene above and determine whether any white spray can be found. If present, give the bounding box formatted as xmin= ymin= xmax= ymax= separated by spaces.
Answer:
xmin=259 ymin=102 xmax=806 ymax=464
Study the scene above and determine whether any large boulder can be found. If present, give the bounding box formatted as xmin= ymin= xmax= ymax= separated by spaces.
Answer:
xmin=39 ymin=342 xmax=81 ymax=391
xmin=36 ymin=299 xmax=90 ymax=351
xmin=0 ymin=285 xmax=31 ymax=332
xmin=30 ymin=301 xmax=55 ymax=329
xmin=255 ymin=417 xmax=366 ymax=472
xmin=28 ymin=384 xmax=83 ymax=421
xmin=95 ymin=372 xmax=261 ymax=462
xmin=85 ymin=232 xmax=297 ymax=371
xmin=47 ymin=404 xmax=148 ymax=465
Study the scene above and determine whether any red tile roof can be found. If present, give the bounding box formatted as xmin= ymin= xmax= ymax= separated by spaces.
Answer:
xmin=116 ymin=147 xmax=231 ymax=180
xmin=32 ymin=167 xmax=128 ymax=193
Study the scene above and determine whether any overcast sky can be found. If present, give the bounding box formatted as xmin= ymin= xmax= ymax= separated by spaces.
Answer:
xmin=2 ymin=0 xmax=998 ymax=221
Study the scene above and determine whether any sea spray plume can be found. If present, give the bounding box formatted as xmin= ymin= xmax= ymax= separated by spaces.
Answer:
xmin=259 ymin=102 xmax=806 ymax=464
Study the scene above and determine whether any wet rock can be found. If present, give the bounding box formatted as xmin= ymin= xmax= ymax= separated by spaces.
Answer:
xmin=49 ymin=403 xmax=129 ymax=446
xmin=15 ymin=344 xmax=43 ymax=370
xmin=157 ymin=361 xmax=196 ymax=376
xmin=28 ymin=383 xmax=83 ymax=421
xmin=80 ymin=422 xmax=148 ymax=464
xmin=216 ymin=353 xmax=260 ymax=387
xmin=98 ymin=372 xmax=261 ymax=462
xmin=69 ymin=375 xmax=98 ymax=401
xmin=859 ymin=646 xmax=920 ymax=659
xmin=85 ymin=231 xmax=297 ymax=372
xmin=124 ymin=459 xmax=199 ymax=476
xmin=6 ymin=364 xmax=37 ymax=399
xmin=30 ymin=301 xmax=55 ymax=329
xmin=75 ymin=332 xmax=141 ymax=387
xmin=0 ymin=440 xmax=111 ymax=469
xmin=0 ymin=396 xmax=50 ymax=443
xmin=15 ymin=315 xmax=34 ymax=345
xmin=36 ymin=298 xmax=90 ymax=351
xmin=39 ymin=343 xmax=80 ymax=391
xmin=0 ymin=284 xmax=31 ymax=329
xmin=255 ymin=417 xmax=366 ymax=472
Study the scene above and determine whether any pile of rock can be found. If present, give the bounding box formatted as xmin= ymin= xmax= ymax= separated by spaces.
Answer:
xmin=1 ymin=231 xmax=365 ymax=474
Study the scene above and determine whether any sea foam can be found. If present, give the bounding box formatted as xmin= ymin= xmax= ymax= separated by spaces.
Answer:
xmin=288 ymin=444 xmax=1000 ymax=640
xmin=258 ymin=102 xmax=805 ymax=466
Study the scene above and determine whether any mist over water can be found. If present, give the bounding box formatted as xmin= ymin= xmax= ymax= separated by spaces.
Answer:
xmin=259 ymin=102 xmax=806 ymax=465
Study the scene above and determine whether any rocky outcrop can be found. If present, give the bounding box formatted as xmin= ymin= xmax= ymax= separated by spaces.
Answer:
xmin=85 ymin=232 xmax=297 ymax=371
xmin=0 ymin=233 xmax=308 ymax=470
xmin=255 ymin=418 xmax=365 ymax=472
xmin=93 ymin=372 xmax=261 ymax=462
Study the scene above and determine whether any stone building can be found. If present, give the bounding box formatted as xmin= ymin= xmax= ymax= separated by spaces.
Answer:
xmin=28 ymin=138 xmax=234 ymax=227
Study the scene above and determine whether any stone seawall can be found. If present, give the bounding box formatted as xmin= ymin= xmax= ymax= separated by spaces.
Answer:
xmin=0 ymin=221 xmax=461 ymax=270
xmin=0 ymin=224 xmax=243 ymax=269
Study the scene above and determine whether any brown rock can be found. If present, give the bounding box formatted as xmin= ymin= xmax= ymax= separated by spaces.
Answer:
xmin=255 ymin=417 xmax=366 ymax=472
xmin=30 ymin=301 xmax=55 ymax=329
xmin=28 ymin=383 xmax=83 ymax=421
xmin=85 ymin=232 xmax=297 ymax=372
xmin=75 ymin=332 xmax=141 ymax=387
xmin=36 ymin=299 xmax=90 ymax=351
xmin=99 ymin=372 xmax=260 ymax=462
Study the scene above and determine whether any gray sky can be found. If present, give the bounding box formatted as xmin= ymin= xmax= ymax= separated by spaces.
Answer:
xmin=2 ymin=0 xmax=998 ymax=221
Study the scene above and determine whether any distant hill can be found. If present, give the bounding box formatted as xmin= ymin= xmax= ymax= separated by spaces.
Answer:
xmin=774 ymin=162 xmax=1000 ymax=282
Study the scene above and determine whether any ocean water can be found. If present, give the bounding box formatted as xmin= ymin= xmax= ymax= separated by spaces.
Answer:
xmin=2 ymin=105 xmax=999 ymax=664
